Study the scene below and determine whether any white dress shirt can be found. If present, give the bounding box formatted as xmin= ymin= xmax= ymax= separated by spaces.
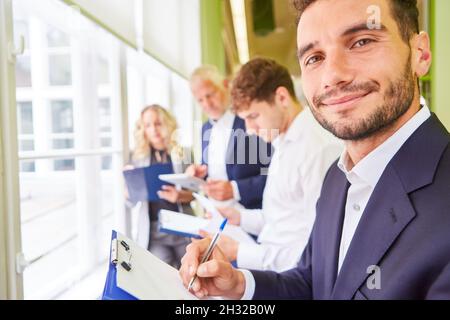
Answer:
xmin=237 ymin=108 xmax=343 ymax=272
xmin=241 ymin=102 xmax=431 ymax=300
xmin=207 ymin=110 xmax=241 ymax=207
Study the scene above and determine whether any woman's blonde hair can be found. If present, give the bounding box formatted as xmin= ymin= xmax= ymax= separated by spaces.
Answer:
xmin=132 ymin=104 xmax=182 ymax=161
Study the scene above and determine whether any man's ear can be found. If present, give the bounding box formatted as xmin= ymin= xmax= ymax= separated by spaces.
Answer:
xmin=274 ymin=86 xmax=291 ymax=107
xmin=223 ymin=79 xmax=229 ymax=90
xmin=412 ymin=31 xmax=432 ymax=77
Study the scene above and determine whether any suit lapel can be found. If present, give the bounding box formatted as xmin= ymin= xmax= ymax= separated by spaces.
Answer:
xmin=315 ymin=169 xmax=349 ymax=298
xmin=202 ymin=122 xmax=212 ymax=165
xmin=331 ymin=165 xmax=417 ymax=299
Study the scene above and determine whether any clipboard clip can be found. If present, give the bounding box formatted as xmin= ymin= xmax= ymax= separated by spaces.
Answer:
xmin=120 ymin=240 xmax=133 ymax=272
xmin=111 ymin=238 xmax=132 ymax=271
xmin=111 ymin=239 xmax=118 ymax=265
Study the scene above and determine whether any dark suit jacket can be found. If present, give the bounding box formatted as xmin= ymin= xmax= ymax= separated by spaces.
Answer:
xmin=202 ymin=116 xmax=272 ymax=209
xmin=251 ymin=113 xmax=450 ymax=299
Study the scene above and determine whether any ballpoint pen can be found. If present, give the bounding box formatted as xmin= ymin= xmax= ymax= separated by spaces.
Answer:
xmin=187 ymin=218 xmax=228 ymax=291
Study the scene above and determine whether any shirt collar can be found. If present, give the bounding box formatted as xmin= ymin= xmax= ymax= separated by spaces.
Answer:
xmin=208 ymin=109 xmax=234 ymax=127
xmin=272 ymin=108 xmax=309 ymax=149
xmin=338 ymin=101 xmax=431 ymax=187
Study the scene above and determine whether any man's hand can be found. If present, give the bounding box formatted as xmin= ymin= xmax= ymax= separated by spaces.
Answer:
xmin=217 ymin=207 xmax=241 ymax=225
xmin=186 ymin=164 xmax=208 ymax=179
xmin=157 ymin=185 xmax=194 ymax=204
xmin=179 ymin=238 xmax=246 ymax=299
xmin=199 ymin=230 xmax=239 ymax=262
xmin=202 ymin=180 xmax=234 ymax=201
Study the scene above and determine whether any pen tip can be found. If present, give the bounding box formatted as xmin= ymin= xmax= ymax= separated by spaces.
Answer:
xmin=220 ymin=219 xmax=228 ymax=231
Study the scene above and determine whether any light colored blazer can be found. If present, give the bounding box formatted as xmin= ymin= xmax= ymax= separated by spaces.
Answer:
xmin=126 ymin=147 xmax=193 ymax=248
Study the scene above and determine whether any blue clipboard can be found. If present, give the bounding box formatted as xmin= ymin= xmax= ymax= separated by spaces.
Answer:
xmin=101 ymin=230 xmax=138 ymax=300
xmin=158 ymin=226 xmax=203 ymax=240
xmin=123 ymin=163 xmax=174 ymax=203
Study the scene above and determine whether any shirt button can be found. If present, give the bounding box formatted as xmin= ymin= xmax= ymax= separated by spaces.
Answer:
xmin=353 ymin=204 xmax=361 ymax=211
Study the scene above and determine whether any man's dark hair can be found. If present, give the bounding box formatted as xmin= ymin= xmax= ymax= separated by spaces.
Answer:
xmin=231 ymin=58 xmax=297 ymax=112
xmin=293 ymin=0 xmax=420 ymax=44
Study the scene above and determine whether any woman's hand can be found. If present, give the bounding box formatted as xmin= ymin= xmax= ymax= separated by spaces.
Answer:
xmin=157 ymin=185 xmax=194 ymax=203
xmin=185 ymin=164 xmax=208 ymax=179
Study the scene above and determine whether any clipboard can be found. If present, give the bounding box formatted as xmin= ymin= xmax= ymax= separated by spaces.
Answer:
xmin=158 ymin=210 xmax=208 ymax=239
xmin=158 ymin=173 xmax=206 ymax=192
xmin=101 ymin=230 xmax=139 ymax=300
xmin=123 ymin=163 xmax=174 ymax=203
xmin=101 ymin=230 xmax=198 ymax=300
xmin=158 ymin=210 xmax=256 ymax=245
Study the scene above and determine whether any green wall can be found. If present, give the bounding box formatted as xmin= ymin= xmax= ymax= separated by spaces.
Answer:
xmin=200 ymin=0 xmax=226 ymax=74
xmin=431 ymin=0 xmax=450 ymax=130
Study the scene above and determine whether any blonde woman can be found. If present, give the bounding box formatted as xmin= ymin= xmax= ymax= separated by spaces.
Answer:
xmin=125 ymin=104 xmax=194 ymax=268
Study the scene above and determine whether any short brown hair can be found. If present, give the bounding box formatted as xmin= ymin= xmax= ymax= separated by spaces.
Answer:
xmin=293 ymin=0 xmax=419 ymax=44
xmin=231 ymin=58 xmax=297 ymax=112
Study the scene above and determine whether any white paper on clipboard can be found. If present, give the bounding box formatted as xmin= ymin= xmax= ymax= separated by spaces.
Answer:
xmin=192 ymin=192 xmax=222 ymax=219
xmin=115 ymin=232 xmax=198 ymax=300
xmin=158 ymin=173 xmax=206 ymax=192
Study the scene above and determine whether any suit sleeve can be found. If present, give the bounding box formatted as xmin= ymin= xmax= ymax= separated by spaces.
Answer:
xmin=426 ymin=262 xmax=450 ymax=299
xmin=250 ymin=229 xmax=314 ymax=300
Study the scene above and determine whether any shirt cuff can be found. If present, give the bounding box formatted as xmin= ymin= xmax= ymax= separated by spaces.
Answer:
xmin=237 ymin=242 xmax=265 ymax=270
xmin=240 ymin=209 xmax=264 ymax=235
xmin=239 ymin=269 xmax=256 ymax=300
xmin=230 ymin=181 xmax=241 ymax=201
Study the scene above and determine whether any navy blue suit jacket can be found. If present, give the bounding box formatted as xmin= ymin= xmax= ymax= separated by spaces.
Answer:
xmin=202 ymin=116 xmax=272 ymax=209
xmin=251 ymin=113 xmax=450 ymax=299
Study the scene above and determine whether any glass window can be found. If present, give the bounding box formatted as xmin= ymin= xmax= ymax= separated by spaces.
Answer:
xmin=46 ymin=26 xmax=70 ymax=48
xmin=97 ymin=57 xmax=109 ymax=85
xmin=14 ymin=0 xmax=125 ymax=300
xmin=52 ymin=138 xmax=73 ymax=150
xmin=51 ymin=100 xmax=73 ymax=133
xmin=20 ymin=161 xmax=35 ymax=173
xmin=16 ymin=56 xmax=32 ymax=87
xmin=48 ymin=54 xmax=72 ymax=86
xmin=20 ymin=140 xmax=35 ymax=151
xmin=101 ymin=156 xmax=112 ymax=170
xmin=99 ymin=98 xmax=111 ymax=133
xmin=54 ymin=158 xmax=75 ymax=171
xmin=17 ymin=101 xmax=34 ymax=134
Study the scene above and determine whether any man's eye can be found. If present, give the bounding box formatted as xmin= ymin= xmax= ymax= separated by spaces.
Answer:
xmin=305 ymin=55 xmax=322 ymax=66
xmin=352 ymin=38 xmax=373 ymax=48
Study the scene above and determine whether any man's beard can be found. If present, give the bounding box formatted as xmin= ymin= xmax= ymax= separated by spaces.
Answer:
xmin=309 ymin=55 xmax=416 ymax=141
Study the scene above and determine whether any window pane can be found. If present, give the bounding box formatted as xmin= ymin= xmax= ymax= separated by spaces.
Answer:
xmin=17 ymin=101 xmax=34 ymax=134
xmin=46 ymin=26 xmax=70 ymax=48
xmin=20 ymin=139 xmax=35 ymax=151
xmin=101 ymin=156 xmax=112 ymax=171
xmin=20 ymin=174 xmax=78 ymax=299
xmin=16 ymin=55 xmax=32 ymax=87
xmin=51 ymin=100 xmax=73 ymax=133
xmin=54 ymin=158 xmax=75 ymax=171
xmin=52 ymin=139 xmax=73 ymax=150
xmin=97 ymin=57 xmax=109 ymax=84
xmin=100 ymin=137 xmax=112 ymax=148
xmin=99 ymin=98 xmax=111 ymax=133
xmin=20 ymin=156 xmax=113 ymax=299
xmin=20 ymin=160 xmax=35 ymax=173
xmin=49 ymin=54 xmax=72 ymax=86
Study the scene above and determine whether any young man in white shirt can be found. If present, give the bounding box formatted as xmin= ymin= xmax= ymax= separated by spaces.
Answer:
xmin=199 ymin=58 xmax=342 ymax=272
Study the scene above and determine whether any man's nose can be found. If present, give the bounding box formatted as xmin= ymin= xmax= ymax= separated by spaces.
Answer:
xmin=321 ymin=49 xmax=354 ymax=91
